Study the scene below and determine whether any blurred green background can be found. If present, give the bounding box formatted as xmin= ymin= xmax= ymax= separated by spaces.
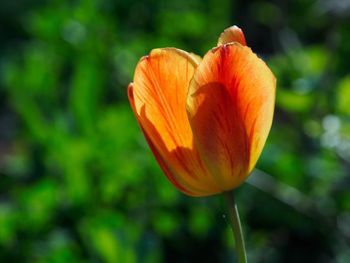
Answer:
xmin=1 ymin=0 xmax=350 ymax=262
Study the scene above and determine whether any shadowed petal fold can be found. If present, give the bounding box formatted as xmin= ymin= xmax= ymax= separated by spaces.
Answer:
xmin=187 ymin=43 xmax=276 ymax=190
xmin=129 ymin=48 xmax=221 ymax=196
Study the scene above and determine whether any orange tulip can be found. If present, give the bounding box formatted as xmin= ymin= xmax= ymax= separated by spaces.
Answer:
xmin=128 ymin=26 xmax=276 ymax=197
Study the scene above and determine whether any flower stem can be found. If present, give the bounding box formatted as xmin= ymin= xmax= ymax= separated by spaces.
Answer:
xmin=223 ymin=190 xmax=247 ymax=263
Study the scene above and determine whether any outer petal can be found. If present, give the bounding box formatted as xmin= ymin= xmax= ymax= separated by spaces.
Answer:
xmin=128 ymin=83 xmax=192 ymax=195
xmin=189 ymin=52 xmax=202 ymax=64
xmin=217 ymin=25 xmax=247 ymax=46
xmin=187 ymin=43 xmax=276 ymax=191
xmin=129 ymin=48 xmax=221 ymax=196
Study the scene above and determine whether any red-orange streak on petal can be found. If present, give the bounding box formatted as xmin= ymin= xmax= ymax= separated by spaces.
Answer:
xmin=217 ymin=25 xmax=247 ymax=46
xmin=130 ymin=49 xmax=221 ymax=196
xmin=187 ymin=43 xmax=276 ymax=190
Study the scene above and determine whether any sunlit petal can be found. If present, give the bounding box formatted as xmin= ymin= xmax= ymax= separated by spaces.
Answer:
xmin=130 ymin=48 xmax=221 ymax=196
xmin=187 ymin=43 xmax=276 ymax=190
xmin=217 ymin=25 xmax=247 ymax=46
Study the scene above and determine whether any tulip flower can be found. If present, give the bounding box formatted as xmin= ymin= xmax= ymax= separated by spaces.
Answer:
xmin=128 ymin=25 xmax=276 ymax=262
xmin=128 ymin=26 xmax=276 ymax=197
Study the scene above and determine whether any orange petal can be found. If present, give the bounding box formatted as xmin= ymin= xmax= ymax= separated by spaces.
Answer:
xmin=128 ymin=83 xmax=193 ymax=195
xmin=187 ymin=43 xmax=276 ymax=190
xmin=217 ymin=25 xmax=247 ymax=46
xmin=189 ymin=52 xmax=202 ymax=64
xmin=130 ymin=48 xmax=221 ymax=196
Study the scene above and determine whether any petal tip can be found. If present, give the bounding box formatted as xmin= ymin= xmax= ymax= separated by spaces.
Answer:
xmin=139 ymin=54 xmax=150 ymax=63
xmin=217 ymin=25 xmax=247 ymax=46
xmin=127 ymin=82 xmax=134 ymax=99
xmin=127 ymin=82 xmax=137 ymax=115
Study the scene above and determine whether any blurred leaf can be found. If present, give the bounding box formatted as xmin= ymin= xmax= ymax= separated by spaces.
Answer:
xmin=18 ymin=178 xmax=58 ymax=230
xmin=277 ymin=89 xmax=314 ymax=113
xmin=189 ymin=206 xmax=212 ymax=237
xmin=69 ymin=56 xmax=103 ymax=134
xmin=33 ymin=230 xmax=83 ymax=263
xmin=0 ymin=204 xmax=16 ymax=246
xmin=152 ymin=211 xmax=178 ymax=237
xmin=336 ymin=75 xmax=350 ymax=115
xmin=157 ymin=11 xmax=206 ymax=38
xmin=80 ymin=212 xmax=137 ymax=263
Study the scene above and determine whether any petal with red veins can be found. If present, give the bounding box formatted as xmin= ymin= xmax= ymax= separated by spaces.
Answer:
xmin=187 ymin=43 xmax=276 ymax=190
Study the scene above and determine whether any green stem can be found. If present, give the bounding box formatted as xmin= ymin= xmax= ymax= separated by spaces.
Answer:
xmin=223 ymin=190 xmax=247 ymax=263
